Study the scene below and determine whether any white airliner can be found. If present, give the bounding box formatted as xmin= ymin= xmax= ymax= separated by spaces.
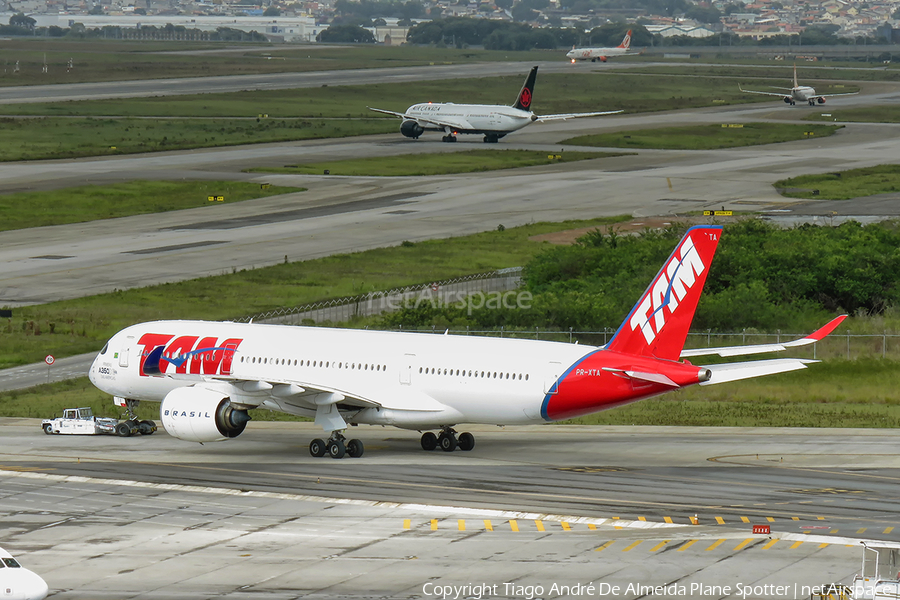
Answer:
xmin=566 ymin=30 xmax=636 ymax=63
xmin=739 ymin=64 xmax=858 ymax=106
xmin=0 ymin=547 xmax=48 ymax=600
xmin=89 ymin=226 xmax=846 ymax=459
xmin=367 ymin=66 xmax=620 ymax=143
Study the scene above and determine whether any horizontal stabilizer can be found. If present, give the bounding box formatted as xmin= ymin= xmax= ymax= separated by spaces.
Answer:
xmin=699 ymin=358 xmax=816 ymax=386
xmin=602 ymin=367 xmax=678 ymax=387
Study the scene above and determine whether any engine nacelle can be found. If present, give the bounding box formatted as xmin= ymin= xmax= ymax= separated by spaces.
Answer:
xmin=817 ymin=97 xmax=826 ymax=104
xmin=161 ymin=386 xmax=251 ymax=443
xmin=400 ymin=120 xmax=424 ymax=139
xmin=783 ymin=96 xmax=792 ymax=104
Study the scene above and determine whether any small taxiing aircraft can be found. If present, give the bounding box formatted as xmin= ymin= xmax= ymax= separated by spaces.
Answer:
xmin=0 ymin=547 xmax=48 ymax=600
xmin=567 ymin=30 xmax=636 ymax=63
xmin=89 ymin=225 xmax=846 ymax=459
xmin=367 ymin=65 xmax=620 ymax=143
xmin=739 ymin=64 xmax=858 ymax=106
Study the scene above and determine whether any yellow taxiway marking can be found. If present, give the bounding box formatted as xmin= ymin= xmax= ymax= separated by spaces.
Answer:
xmin=830 ymin=529 xmax=839 ymax=534
xmin=510 ymin=520 xmax=519 ymax=532
xmin=790 ymin=541 xmax=804 ymax=549
xmin=762 ymin=539 xmax=779 ymax=550
xmin=885 ymin=527 xmax=895 ymax=534
xmin=817 ymin=516 xmax=826 ymax=520
xmin=638 ymin=516 xmax=647 ymax=522
xmin=766 ymin=517 xmax=775 ymax=523
xmin=561 ymin=522 xmax=571 ymax=531
xmin=678 ymin=540 xmax=698 ymax=552
xmin=458 ymin=520 xmax=465 ymax=531
xmin=715 ymin=517 xmax=725 ymax=525
xmin=734 ymin=538 xmax=754 ymax=551
xmin=588 ymin=524 xmax=597 ymax=531
xmin=431 ymin=519 xmax=438 ymax=531
xmin=740 ymin=517 xmax=750 ymax=523
xmin=595 ymin=541 xmax=615 ymax=552
xmin=403 ymin=519 xmax=411 ymax=530
xmin=484 ymin=520 xmax=493 ymax=531
xmin=857 ymin=528 xmax=867 ymax=534
xmin=792 ymin=517 xmax=800 ymax=521
xmin=623 ymin=541 xmax=642 ymax=552
xmin=535 ymin=520 xmax=545 ymax=532
xmin=819 ymin=543 xmax=830 ymax=549
xmin=650 ymin=541 xmax=669 ymax=552
xmin=664 ymin=517 xmax=674 ymax=524
xmin=706 ymin=539 xmax=726 ymax=551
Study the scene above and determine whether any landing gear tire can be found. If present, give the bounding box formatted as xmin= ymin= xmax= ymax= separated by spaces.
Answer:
xmin=138 ymin=420 xmax=156 ymax=435
xmin=309 ymin=438 xmax=327 ymax=457
xmin=328 ymin=439 xmax=346 ymax=459
xmin=421 ymin=432 xmax=437 ymax=451
xmin=441 ymin=135 xmax=457 ymax=143
xmin=458 ymin=432 xmax=475 ymax=452
xmin=115 ymin=422 xmax=132 ymax=437
xmin=347 ymin=439 xmax=364 ymax=458
xmin=438 ymin=431 xmax=458 ymax=452
xmin=483 ymin=134 xmax=499 ymax=143
xmin=42 ymin=423 xmax=53 ymax=435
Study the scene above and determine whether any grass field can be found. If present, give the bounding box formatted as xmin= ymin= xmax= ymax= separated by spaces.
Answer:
xmin=562 ymin=123 xmax=840 ymax=150
xmin=629 ymin=63 xmax=877 ymax=84
xmin=774 ymin=164 xmax=900 ymax=199
xmin=0 ymin=40 xmax=546 ymax=86
xmin=248 ymin=150 xmax=625 ymax=176
xmin=0 ymin=180 xmax=302 ymax=231
xmin=4 ymin=358 xmax=898 ymax=427
xmin=806 ymin=106 xmax=900 ymax=123
xmin=0 ymin=216 xmax=631 ymax=369
xmin=0 ymin=116 xmax=396 ymax=160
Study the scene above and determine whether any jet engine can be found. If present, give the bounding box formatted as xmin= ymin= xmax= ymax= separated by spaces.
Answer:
xmin=160 ymin=386 xmax=251 ymax=443
xmin=400 ymin=120 xmax=424 ymax=139
xmin=783 ymin=97 xmax=792 ymax=104
xmin=817 ymin=97 xmax=826 ymax=104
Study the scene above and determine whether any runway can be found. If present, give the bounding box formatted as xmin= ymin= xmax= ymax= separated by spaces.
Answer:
xmin=0 ymin=420 xmax=895 ymax=598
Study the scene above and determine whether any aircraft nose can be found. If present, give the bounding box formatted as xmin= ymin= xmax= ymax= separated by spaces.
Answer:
xmin=20 ymin=569 xmax=49 ymax=600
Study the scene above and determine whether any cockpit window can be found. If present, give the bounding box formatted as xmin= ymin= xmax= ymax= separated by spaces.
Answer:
xmin=101 ymin=342 xmax=109 ymax=355
xmin=3 ymin=558 xmax=21 ymax=568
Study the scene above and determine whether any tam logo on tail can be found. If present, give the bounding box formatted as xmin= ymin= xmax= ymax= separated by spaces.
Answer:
xmin=607 ymin=225 xmax=721 ymax=360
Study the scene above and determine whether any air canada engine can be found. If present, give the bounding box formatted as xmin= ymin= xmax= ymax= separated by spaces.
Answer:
xmin=400 ymin=120 xmax=424 ymax=139
xmin=161 ymin=386 xmax=251 ymax=443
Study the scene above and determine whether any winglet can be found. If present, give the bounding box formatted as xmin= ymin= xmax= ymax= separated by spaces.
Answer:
xmin=783 ymin=315 xmax=848 ymax=347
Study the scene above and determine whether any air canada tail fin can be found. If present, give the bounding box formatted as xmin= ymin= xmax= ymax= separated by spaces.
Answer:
xmin=606 ymin=225 xmax=722 ymax=361
xmin=619 ymin=30 xmax=632 ymax=49
xmin=513 ymin=66 xmax=538 ymax=111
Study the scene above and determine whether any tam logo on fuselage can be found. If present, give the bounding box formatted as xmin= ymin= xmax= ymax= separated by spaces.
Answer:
xmin=629 ymin=235 xmax=705 ymax=345
xmin=137 ymin=333 xmax=243 ymax=376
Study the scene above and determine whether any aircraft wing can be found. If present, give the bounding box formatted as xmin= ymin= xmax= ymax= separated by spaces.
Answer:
xmin=367 ymin=106 xmax=473 ymax=131
xmin=699 ymin=358 xmax=817 ymax=386
xmin=738 ymin=84 xmax=792 ymax=97
xmin=680 ymin=315 xmax=847 ymax=358
xmin=534 ymin=110 xmax=622 ymax=122
xmin=816 ymin=91 xmax=859 ymax=98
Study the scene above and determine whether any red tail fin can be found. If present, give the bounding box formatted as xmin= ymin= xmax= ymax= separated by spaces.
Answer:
xmin=606 ymin=225 xmax=722 ymax=360
xmin=619 ymin=30 xmax=632 ymax=49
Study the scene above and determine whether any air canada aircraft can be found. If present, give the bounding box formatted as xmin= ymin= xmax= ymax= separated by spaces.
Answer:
xmin=89 ymin=226 xmax=846 ymax=459
xmin=367 ymin=66 xmax=620 ymax=143
xmin=739 ymin=64 xmax=858 ymax=106
xmin=0 ymin=546 xmax=49 ymax=600
xmin=566 ymin=30 xmax=637 ymax=63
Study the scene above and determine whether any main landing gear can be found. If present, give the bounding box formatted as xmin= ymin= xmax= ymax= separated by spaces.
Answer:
xmin=483 ymin=134 xmax=499 ymax=144
xmin=309 ymin=431 xmax=364 ymax=459
xmin=441 ymin=134 xmax=457 ymax=143
xmin=421 ymin=427 xmax=475 ymax=453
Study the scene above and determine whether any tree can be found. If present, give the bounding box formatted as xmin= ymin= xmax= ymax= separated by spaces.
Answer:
xmin=317 ymin=24 xmax=375 ymax=43
xmin=494 ymin=0 xmax=512 ymax=9
xmin=9 ymin=13 xmax=36 ymax=29
xmin=88 ymin=4 xmax=105 ymax=15
xmin=511 ymin=3 xmax=537 ymax=22
xmin=263 ymin=6 xmax=281 ymax=16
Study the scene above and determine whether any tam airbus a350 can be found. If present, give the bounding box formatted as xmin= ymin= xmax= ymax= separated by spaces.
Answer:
xmin=89 ymin=226 xmax=846 ymax=458
xmin=367 ymin=66 xmax=620 ymax=143
xmin=567 ymin=30 xmax=637 ymax=63
xmin=739 ymin=64 xmax=858 ymax=106
xmin=0 ymin=547 xmax=48 ymax=600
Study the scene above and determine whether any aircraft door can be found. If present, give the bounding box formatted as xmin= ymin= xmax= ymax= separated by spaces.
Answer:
xmin=543 ymin=361 xmax=562 ymax=395
xmin=400 ymin=354 xmax=415 ymax=385
xmin=118 ymin=336 xmax=134 ymax=368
